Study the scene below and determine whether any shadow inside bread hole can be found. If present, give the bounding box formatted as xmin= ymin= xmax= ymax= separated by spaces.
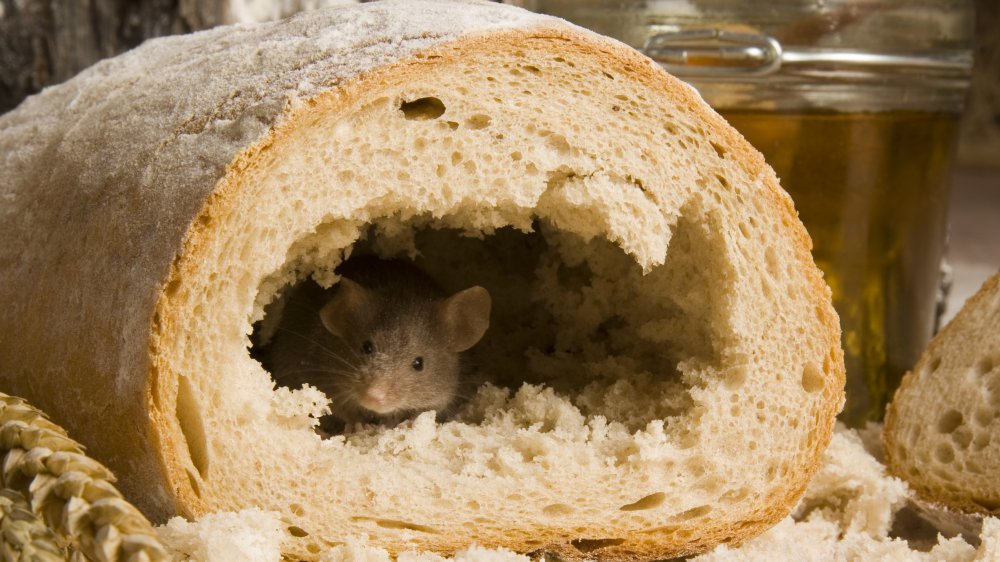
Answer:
xmin=248 ymin=212 xmax=727 ymax=439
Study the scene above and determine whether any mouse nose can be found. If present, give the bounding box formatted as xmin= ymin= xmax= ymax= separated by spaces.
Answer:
xmin=366 ymin=387 xmax=387 ymax=404
xmin=359 ymin=384 xmax=393 ymax=413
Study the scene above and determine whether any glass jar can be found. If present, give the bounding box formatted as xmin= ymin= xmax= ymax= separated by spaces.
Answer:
xmin=511 ymin=0 xmax=975 ymax=426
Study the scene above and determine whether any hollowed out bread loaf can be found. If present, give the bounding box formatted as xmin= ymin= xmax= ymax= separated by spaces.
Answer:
xmin=884 ymin=272 xmax=1000 ymax=516
xmin=0 ymin=1 xmax=844 ymax=559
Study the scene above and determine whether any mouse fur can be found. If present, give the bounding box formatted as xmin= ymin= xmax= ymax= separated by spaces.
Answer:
xmin=262 ymin=255 xmax=491 ymax=432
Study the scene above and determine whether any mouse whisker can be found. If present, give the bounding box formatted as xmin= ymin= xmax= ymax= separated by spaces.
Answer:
xmin=329 ymin=393 xmax=361 ymax=416
xmin=336 ymin=340 xmax=362 ymax=363
xmin=272 ymin=368 xmax=352 ymax=379
xmin=272 ymin=327 xmax=359 ymax=370
xmin=280 ymin=299 xmax=324 ymax=313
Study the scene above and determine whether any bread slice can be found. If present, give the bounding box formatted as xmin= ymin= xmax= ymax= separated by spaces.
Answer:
xmin=0 ymin=1 xmax=844 ymax=559
xmin=884 ymin=272 xmax=1000 ymax=516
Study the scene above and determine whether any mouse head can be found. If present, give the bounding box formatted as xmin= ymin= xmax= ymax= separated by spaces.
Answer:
xmin=318 ymin=278 xmax=491 ymax=416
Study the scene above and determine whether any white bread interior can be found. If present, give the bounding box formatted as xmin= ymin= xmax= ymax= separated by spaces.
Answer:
xmin=885 ymin=272 xmax=1000 ymax=517
xmin=154 ymin=427 xmax=1000 ymax=561
xmin=0 ymin=1 xmax=844 ymax=559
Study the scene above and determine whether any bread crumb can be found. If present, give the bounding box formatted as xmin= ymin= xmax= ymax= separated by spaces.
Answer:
xmin=794 ymin=425 xmax=909 ymax=538
xmin=321 ymin=538 xmax=530 ymax=562
xmin=321 ymin=537 xmax=393 ymax=562
xmin=691 ymin=427 xmax=1000 ymax=562
xmin=270 ymin=384 xmax=331 ymax=430
xmin=158 ymin=509 xmax=285 ymax=561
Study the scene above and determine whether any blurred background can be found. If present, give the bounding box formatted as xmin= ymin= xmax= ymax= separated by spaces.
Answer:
xmin=1 ymin=0 xmax=997 ymax=424
xmin=2 ymin=0 xmax=997 ymax=170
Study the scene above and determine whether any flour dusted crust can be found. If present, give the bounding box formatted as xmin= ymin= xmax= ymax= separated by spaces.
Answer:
xmin=884 ymin=272 xmax=1000 ymax=517
xmin=0 ymin=1 xmax=843 ymax=560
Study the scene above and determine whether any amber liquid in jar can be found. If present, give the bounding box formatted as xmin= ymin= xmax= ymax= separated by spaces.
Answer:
xmin=721 ymin=110 xmax=960 ymax=425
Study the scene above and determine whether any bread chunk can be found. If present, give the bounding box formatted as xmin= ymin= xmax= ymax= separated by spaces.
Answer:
xmin=885 ymin=272 xmax=1000 ymax=516
xmin=0 ymin=1 xmax=844 ymax=559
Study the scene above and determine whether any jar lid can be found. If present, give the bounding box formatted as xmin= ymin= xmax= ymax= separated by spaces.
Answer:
xmin=644 ymin=27 xmax=973 ymax=80
xmin=514 ymin=0 xmax=975 ymax=111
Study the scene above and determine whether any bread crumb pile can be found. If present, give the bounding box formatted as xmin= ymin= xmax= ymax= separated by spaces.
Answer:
xmin=154 ymin=425 xmax=1000 ymax=562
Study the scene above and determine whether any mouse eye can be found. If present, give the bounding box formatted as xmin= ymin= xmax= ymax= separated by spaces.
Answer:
xmin=361 ymin=340 xmax=374 ymax=355
xmin=411 ymin=357 xmax=424 ymax=372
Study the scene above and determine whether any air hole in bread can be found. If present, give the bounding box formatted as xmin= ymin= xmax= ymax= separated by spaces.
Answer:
xmin=929 ymin=356 xmax=942 ymax=373
xmin=760 ymin=277 xmax=772 ymax=300
xmin=185 ymin=469 xmax=202 ymax=498
xmin=934 ymin=442 xmax=955 ymax=464
xmin=801 ymin=362 xmax=824 ymax=393
xmin=710 ymin=142 xmax=727 ymax=159
xmin=972 ymin=497 xmax=1000 ymax=511
xmin=936 ymin=409 xmax=963 ymax=433
xmin=722 ymin=488 xmax=750 ymax=504
xmin=951 ymin=426 xmax=973 ymax=448
xmin=543 ymin=503 xmax=574 ymax=516
xmin=620 ymin=492 xmax=666 ymax=511
xmin=288 ymin=526 xmax=309 ymax=537
xmin=988 ymin=382 xmax=1000 ymax=407
xmin=724 ymin=366 xmax=748 ymax=390
xmin=353 ymin=517 xmax=440 ymax=534
xmin=400 ymin=97 xmax=446 ymax=120
xmin=676 ymin=505 xmax=712 ymax=520
xmin=764 ymin=246 xmax=781 ymax=279
xmin=176 ymin=375 xmax=210 ymax=479
xmin=975 ymin=357 xmax=995 ymax=376
xmin=466 ymin=114 xmax=492 ymax=130
xmin=973 ymin=407 xmax=994 ymax=427
xmin=571 ymin=538 xmax=626 ymax=553
xmin=973 ymin=433 xmax=991 ymax=450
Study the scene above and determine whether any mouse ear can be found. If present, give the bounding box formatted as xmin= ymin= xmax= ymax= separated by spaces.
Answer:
xmin=319 ymin=277 xmax=371 ymax=338
xmin=436 ymin=286 xmax=491 ymax=353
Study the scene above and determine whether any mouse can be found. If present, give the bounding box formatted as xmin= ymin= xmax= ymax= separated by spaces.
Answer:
xmin=263 ymin=255 xmax=491 ymax=433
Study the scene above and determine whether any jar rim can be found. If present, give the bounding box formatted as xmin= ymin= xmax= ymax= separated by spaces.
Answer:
xmin=643 ymin=28 xmax=973 ymax=79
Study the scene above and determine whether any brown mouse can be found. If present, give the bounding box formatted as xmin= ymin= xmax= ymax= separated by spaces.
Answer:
xmin=263 ymin=255 xmax=491 ymax=432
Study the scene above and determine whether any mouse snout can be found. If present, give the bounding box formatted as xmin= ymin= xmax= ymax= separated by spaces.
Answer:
xmin=358 ymin=381 xmax=395 ymax=414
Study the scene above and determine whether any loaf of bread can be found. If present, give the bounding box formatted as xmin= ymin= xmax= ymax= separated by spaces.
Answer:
xmin=0 ymin=1 xmax=844 ymax=559
xmin=884 ymin=272 xmax=1000 ymax=517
